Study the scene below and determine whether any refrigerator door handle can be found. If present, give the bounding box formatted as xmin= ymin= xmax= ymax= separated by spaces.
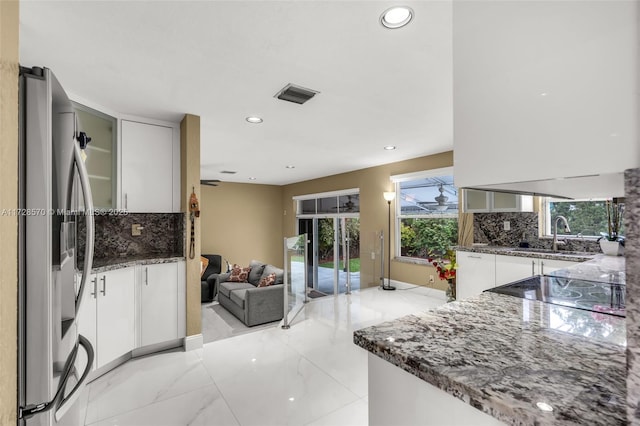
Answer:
xmin=54 ymin=335 xmax=95 ymax=421
xmin=18 ymin=334 xmax=81 ymax=419
xmin=73 ymin=140 xmax=95 ymax=314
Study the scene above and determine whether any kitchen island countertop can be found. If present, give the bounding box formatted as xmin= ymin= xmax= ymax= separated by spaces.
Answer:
xmin=354 ymin=256 xmax=626 ymax=425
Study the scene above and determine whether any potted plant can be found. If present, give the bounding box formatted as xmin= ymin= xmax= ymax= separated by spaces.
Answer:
xmin=428 ymin=249 xmax=457 ymax=302
xmin=598 ymin=198 xmax=625 ymax=256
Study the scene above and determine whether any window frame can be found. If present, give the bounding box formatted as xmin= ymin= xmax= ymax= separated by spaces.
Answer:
xmin=391 ymin=167 xmax=458 ymax=259
xmin=541 ymin=197 xmax=613 ymax=239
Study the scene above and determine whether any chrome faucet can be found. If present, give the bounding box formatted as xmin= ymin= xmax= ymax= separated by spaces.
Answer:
xmin=552 ymin=216 xmax=571 ymax=251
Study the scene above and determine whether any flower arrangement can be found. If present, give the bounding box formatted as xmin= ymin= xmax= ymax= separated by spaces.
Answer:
xmin=428 ymin=249 xmax=457 ymax=281
xmin=428 ymin=249 xmax=457 ymax=302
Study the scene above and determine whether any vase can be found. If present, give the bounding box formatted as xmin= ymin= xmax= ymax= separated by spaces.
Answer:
xmin=599 ymin=239 xmax=624 ymax=256
xmin=445 ymin=278 xmax=456 ymax=303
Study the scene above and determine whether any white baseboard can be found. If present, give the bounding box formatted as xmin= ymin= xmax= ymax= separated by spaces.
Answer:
xmin=184 ymin=334 xmax=203 ymax=351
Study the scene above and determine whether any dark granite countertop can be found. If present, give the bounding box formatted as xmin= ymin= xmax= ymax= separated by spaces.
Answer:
xmin=90 ymin=254 xmax=185 ymax=273
xmin=456 ymin=245 xmax=596 ymax=262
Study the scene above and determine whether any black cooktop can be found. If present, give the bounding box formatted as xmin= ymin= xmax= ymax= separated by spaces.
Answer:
xmin=486 ymin=275 xmax=625 ymax=317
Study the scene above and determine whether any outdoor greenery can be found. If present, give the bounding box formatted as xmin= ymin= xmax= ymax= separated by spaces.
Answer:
xmin=400 ymin=218 xmax=458 ymax=258
xmin=317 ymin=218 xmax=360 ymax=261
xmin=319 ymin=258 xmax=361 ymax=272
xmin=549 ymin=200 xmax=625 ymax=238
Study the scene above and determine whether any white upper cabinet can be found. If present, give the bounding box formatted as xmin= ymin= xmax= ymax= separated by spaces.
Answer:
xmin=121 ymin=119 xmax=180 ymax=212
xmin=453 ymin=1 xmax=638 ymax=190
xmin=463 ymin=189 xmax=532 ymax=213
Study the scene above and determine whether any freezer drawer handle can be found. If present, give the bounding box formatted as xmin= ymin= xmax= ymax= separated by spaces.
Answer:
xmin=18 ymin=334 xmax=85 ymax=419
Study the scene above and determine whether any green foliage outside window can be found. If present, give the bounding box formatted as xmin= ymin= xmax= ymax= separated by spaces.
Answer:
xmin=400 ymin=218 xmax=458 ymax=258
xmin=549 ymin=200 xmax=625 ymax=237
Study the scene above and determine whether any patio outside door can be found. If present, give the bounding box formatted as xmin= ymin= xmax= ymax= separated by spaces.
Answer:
xmin=298 ymin=217 xmax=360 ymax=297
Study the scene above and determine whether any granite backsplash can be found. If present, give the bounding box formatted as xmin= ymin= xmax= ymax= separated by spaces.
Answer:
xmin=78 ymin=213 xmax=184 ymax=266
xmin=473 ymin=211 xmax=602 ymax=253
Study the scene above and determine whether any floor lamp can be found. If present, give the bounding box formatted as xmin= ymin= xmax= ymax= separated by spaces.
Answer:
xmin=383 ymin=191 xmax=396 ymax=291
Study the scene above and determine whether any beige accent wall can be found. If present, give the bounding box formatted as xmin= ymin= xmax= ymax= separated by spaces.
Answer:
xmin=180 ymin=114 xmax=202 ymax=337
xmin=281 ymin=151 xmax=454 ymax=291
xmin=0 ymin=1 xmax=19 ymax=423
xmin=200 ymin=182 xmax=283 ymax=268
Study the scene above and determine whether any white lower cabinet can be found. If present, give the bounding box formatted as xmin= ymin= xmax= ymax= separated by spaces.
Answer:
xmin=495 ymin=255 xmax=537 ymax=286
xmin=136 ymin=261 xmax=186 ymax=348
xmin=456 ymin=251 xmax=496 ymax=300
xmin=77 ymin=267 xmax=135 ymax=370
xmin=495 ymin=255 xmax=579 ymax=286
xmin=457 ymin=251 xmax=581 ymax=300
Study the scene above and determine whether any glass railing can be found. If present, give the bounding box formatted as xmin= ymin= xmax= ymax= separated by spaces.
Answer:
xmin=282 ymin=234 xmax=309 ymax=329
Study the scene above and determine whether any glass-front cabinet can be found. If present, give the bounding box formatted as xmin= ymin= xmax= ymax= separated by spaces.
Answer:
xmin=463 ymin=189 xmax=533 ymax=213
xmin=73 ymin=102 xmax=117 ymax=209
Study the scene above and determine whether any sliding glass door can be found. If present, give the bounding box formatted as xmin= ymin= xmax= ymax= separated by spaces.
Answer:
xmin=297 ymin=216 xmax=360 ymax=297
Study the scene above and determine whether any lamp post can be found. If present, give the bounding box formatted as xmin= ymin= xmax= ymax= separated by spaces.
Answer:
xmin=383 ymin=191 xmax=396 ymax=291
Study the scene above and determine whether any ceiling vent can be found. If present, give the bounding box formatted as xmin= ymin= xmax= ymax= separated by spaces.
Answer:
xmin=275 ymin=83 xmax=319 ymax=105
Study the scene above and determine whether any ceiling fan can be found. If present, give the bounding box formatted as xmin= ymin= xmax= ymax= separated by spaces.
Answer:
xmin=331 ymin=195 xmax=358 ymax=212
xmin=200 ymin=179 xmax=221 ymax=187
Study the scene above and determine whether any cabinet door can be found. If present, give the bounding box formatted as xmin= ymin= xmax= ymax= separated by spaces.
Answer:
xmin=96 ymin=267 xmax=135 ymax=368
xmin=495 ymin=255 xmax=536 ymax=286
xmin=121 ymin=120 xmax=174 ymax=212
xmin=140 ymin=263 xmax=178 ymax=347
xmin=463 ymin=189 xmax=491 ymax=212
xmin=76 ymin=273 xmax=97 ymax=372
xmin=538 ymin=259 xmax=578 ymax=276
xmin=456 ymin=251 xmax=496 ymax=300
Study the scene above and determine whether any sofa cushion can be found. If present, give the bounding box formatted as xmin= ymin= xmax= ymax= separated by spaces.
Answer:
xmin=261 ymin=264 xmax=284 ymax=285
xmin=248 ymin=260 xmax=266 ymax=285
xmin=230 ymin=288 xmax=248 ymax=308
xmin=228 ymin=265 xmax=250 ymax=282
xmin=257 ymin=272 xmax=276 ymax=287
xmin=219 ymin=281 xmax=254 ymax=298
xmin=200 ymin=256 xmax=209 ymax=277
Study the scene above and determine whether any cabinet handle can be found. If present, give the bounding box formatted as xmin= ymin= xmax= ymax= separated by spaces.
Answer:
xmin=468 ymin=255 xmax=482 ymax=259
xmin=145 ymin=267 xmax=149 ymax=286
xmin=91 ymin=277 xmax=97 ymax=298
xmin=124 ymin=193 xmax=128 ymax=210
xmin=532 ymin=260 xmax=535 ymax=276
xmin=540 ymin=261 xmax=545 ymax=275
xmin=100 ymin=276 xmax=106 ymax=296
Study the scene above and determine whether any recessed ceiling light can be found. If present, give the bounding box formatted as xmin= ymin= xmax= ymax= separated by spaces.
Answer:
xmin=380 ymin=6 xmax=414 ymax=29
xmin=249 ymin=177 xmax=257 ymax=180
xmin=286 ymin=165 xmax=295 ymax=169
xmin=246 ymin=116 xmax=263 ymax=124
xmin=384 ymin=145 xmax=396 ymax=150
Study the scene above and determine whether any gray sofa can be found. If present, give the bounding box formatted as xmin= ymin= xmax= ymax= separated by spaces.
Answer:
xmin=216 ymin=260 xmax=285 ymax=327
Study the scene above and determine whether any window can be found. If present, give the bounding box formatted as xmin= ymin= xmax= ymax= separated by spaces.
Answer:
xmin=543 ymin=198 xmax=625 ymax=238
xmin=393 ymin=169 xmax=458 ymax=259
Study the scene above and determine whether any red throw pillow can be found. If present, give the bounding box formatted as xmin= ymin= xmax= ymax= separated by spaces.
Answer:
xmin=257 ymin=272 xmax=276 ymax=287
xmin=228 ymin=265 xmax=250 ymax=282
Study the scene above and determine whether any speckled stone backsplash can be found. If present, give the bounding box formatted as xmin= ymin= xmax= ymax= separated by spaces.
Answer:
xmin=78 ymin=213 xmax=184 ymax=266
xmin=625 ymin=168 xmax=640 ymax=422
xmin=473 ymin=211 xmax=602 ymax=252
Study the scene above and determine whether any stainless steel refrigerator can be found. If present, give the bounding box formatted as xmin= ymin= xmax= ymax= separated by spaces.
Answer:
xmin=18 ymin=67 xmax=95 ymax=426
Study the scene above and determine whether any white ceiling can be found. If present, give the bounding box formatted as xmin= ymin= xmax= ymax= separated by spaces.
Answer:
xmin=19 ymin=1 xmax=453 ymax=186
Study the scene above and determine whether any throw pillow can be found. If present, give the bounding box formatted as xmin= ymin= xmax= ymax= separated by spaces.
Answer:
xmin=200 ymin=256 xmax=209 ymax=278
xmin=257 ymin=272 xmax=276 ymax=287
xmin=228 ymin=265 xmax=250 ymax=282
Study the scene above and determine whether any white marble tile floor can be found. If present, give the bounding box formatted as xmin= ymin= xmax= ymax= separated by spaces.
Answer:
xmin=83 ymin=283 xmax=446 ymax=426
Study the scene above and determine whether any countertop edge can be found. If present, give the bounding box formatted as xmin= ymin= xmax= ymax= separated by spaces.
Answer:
xmin=456 ymin=245 xmax=596 ymax=262
xmin=91 ymin=256 xmax=186 ymax=273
